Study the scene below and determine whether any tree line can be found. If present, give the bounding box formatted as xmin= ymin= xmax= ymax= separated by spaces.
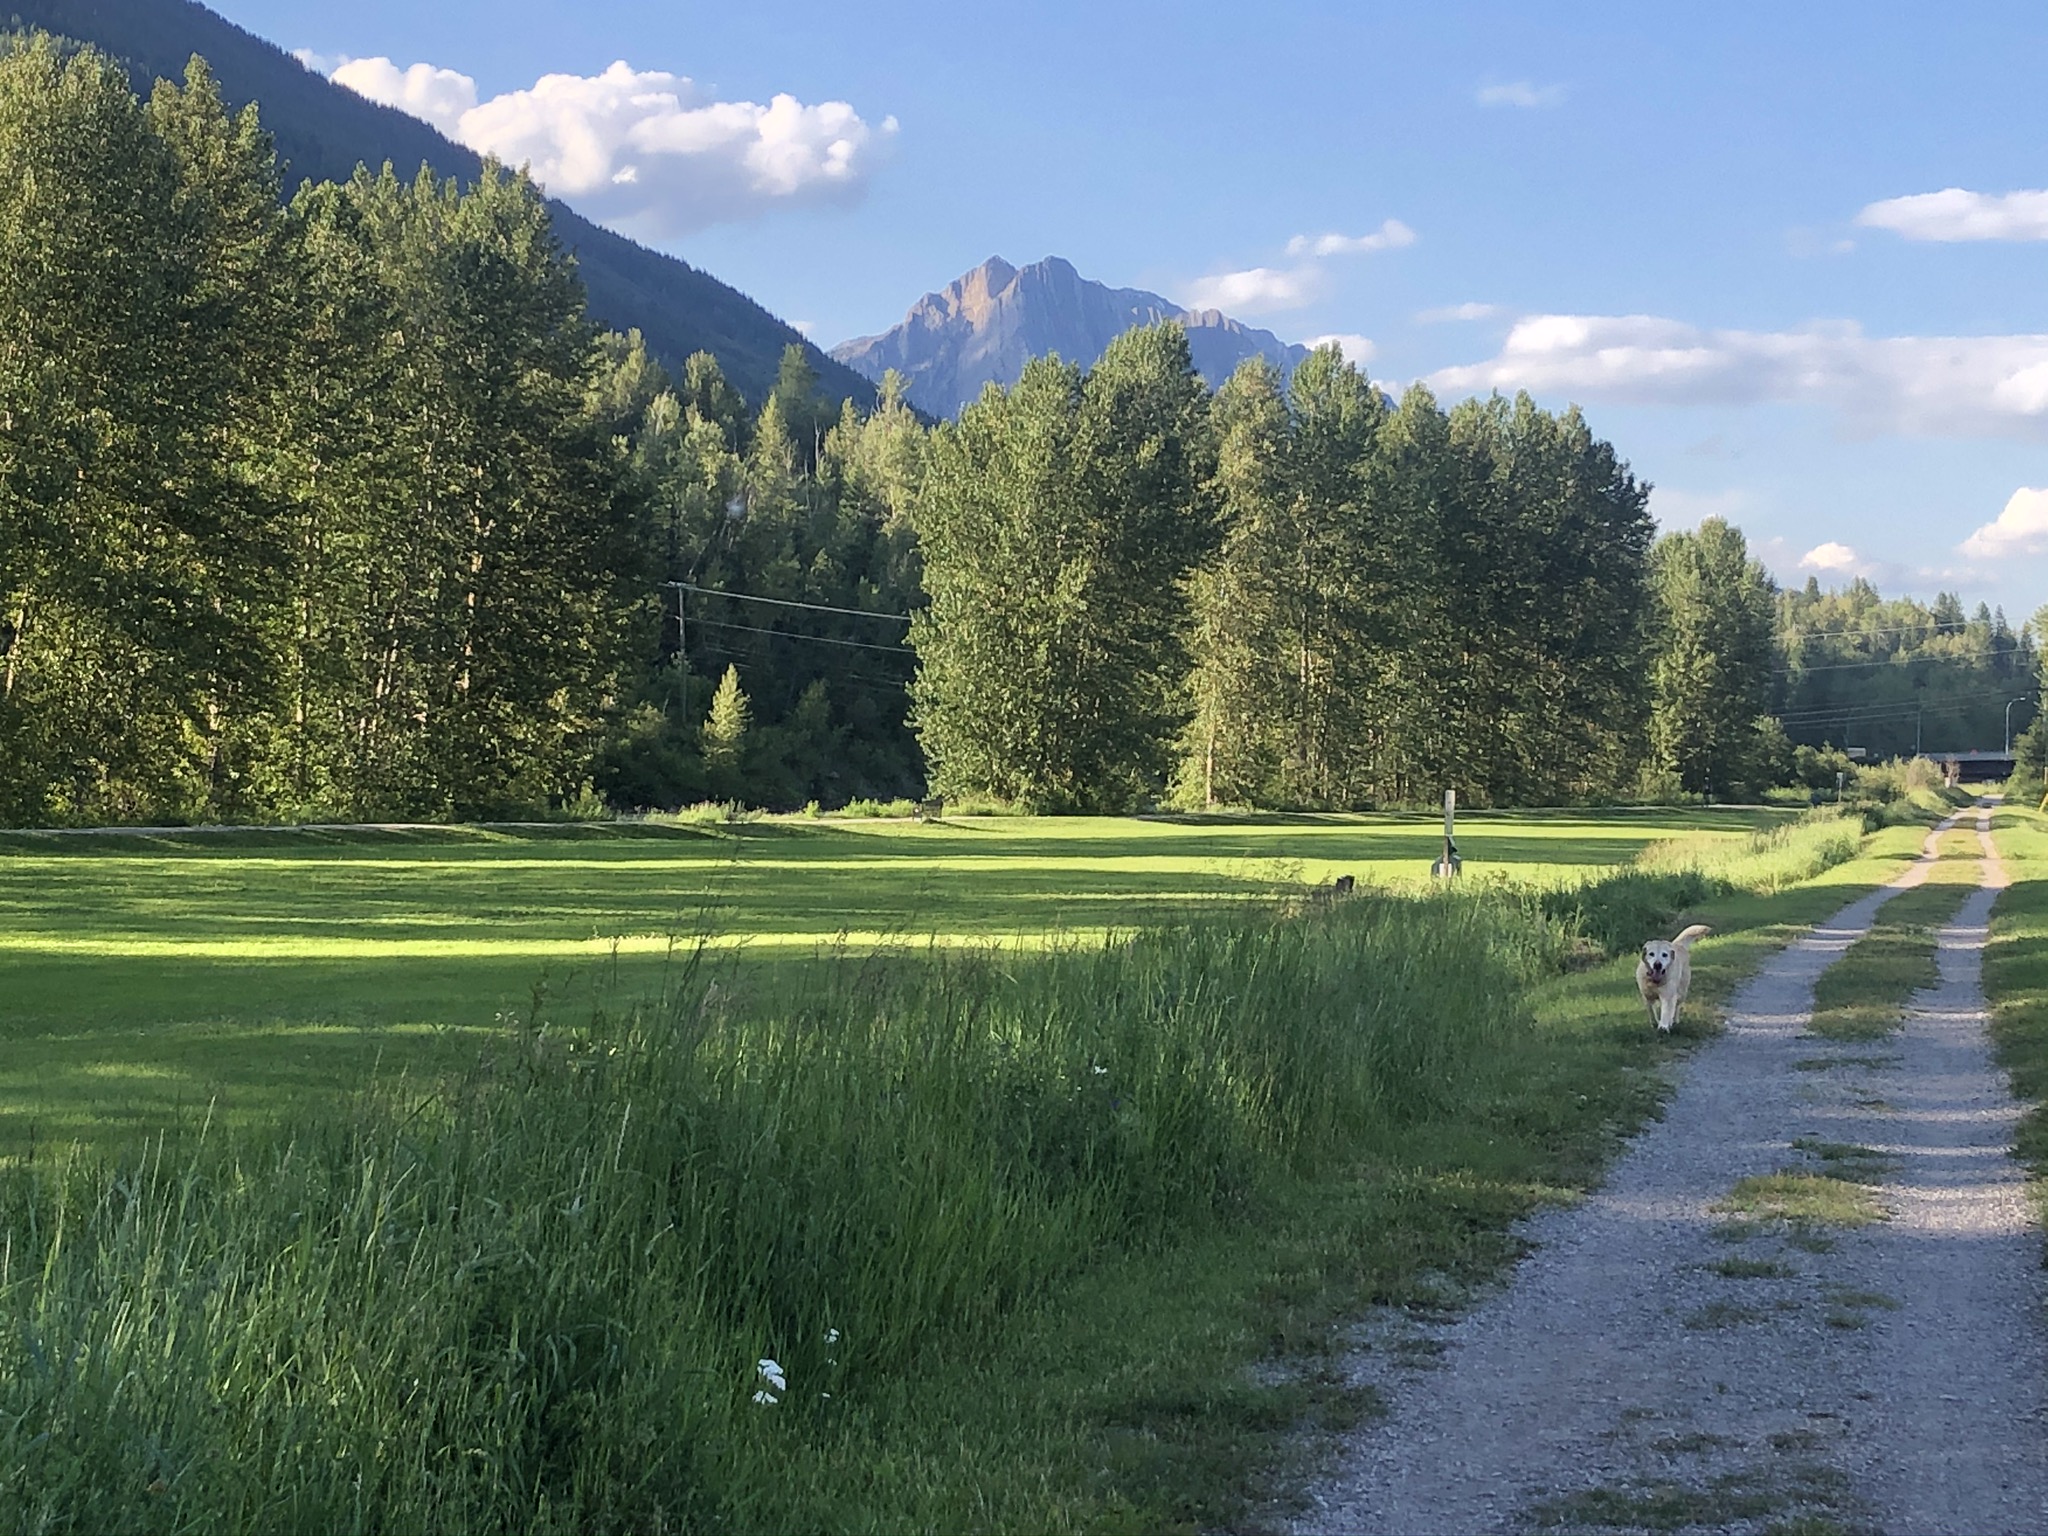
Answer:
xmin=0 ymin=36 xmax=921 ymax=824
xmin=913 ymin=342 xmax=1660 ymax=810
xmin=3 ymin=35 xmax=2034 ymax=825
xmin=1776 ymin=580 xmax=2036 ymax=763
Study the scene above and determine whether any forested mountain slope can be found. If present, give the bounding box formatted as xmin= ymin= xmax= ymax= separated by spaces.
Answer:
xmin=4 ymin=0 xmax=876 ymax=407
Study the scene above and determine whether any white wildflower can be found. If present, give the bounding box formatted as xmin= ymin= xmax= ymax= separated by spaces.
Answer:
xmin=757 ymin=1358 xmax=787 ymax=1392
xmin=823 ymin=1328 xmax=841 ymax=1346
xmin=751 ymin=1389 xmax=779 ymax=1405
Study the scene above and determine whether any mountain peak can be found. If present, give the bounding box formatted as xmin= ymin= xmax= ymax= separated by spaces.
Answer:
xmin=833 ymin=256 xmax=1309 ymax=416
xmin=971 ymin=254 xmax=1018 ymax=286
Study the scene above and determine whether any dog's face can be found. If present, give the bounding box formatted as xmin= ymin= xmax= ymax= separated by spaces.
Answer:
xmin=1640 ymin=940 xmax=1677 ymax=984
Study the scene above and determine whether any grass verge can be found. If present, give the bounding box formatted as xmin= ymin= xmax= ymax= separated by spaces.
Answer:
xmin=1807 ymin=827 xmax=1980 ymax=1041
xmin=0 ymin=812 xmax=1921 ymax=1531
xmin=1983 ymin=803 xmax=2048 ymax=1205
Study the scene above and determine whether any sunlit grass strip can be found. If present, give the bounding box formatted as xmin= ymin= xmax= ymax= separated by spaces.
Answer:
xmin=1633 ymin=811 xmax=1865 ymax=894
xmin=1808 ymin=843 xmax=1980 ymax=1041
xmin=1716 ymin=1172 xmax=1886 ymax=1227
xmin=0 ymin=924 xmax=1221 ymax=961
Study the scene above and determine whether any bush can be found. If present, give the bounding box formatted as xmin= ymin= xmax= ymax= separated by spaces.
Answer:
xmin=1792 ymin=742 xmax=1856 ymax=795
xmin=831 ymin=797 xmax=922 ymax=819
xmin=548 ymin=780 xmax=612 ymax=823
xmin=1843 ymin=757 xmax=1972 ymax=828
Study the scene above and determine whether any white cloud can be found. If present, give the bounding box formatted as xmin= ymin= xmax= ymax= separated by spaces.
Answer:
xmin=1302 ymin=333 xmax=1376 ymax=365
xmin=332 ymin=57 xmax=475 ymax=136
xmin=1427 ymin=312 xmax=2048 ymax=440
xmin=1857 ymin=188 xmax=2048 ymax=243
xmin=322 ymin=56 xmax=897 ymax=237
xmin=1778 ymin=539 xmax=1919 ymax=589
xmin=1477 ymin=81 xmax=1567 ymax=109
xmin=1684 ymin=433 xmax=1740 ymax=460
xmin=1185 ymin=214 xmax=1412 ymax=318
xmin=1800 ymin=541 xmax=1861 ymax=572
xmin=1962 ymin=487 xmax=2048 ymax=559
xmin=1285 ymin=219 xmax=1416 ymax=258
xmin=1180 ymin=264 xmax=1320 ymax=315
xmin=1417 ymin=301 xmax=1503 ymax=324
xmin=292 ymin=47 xmax=345 ymax=76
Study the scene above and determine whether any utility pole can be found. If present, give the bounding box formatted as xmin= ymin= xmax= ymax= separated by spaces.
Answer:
xmin=2007 ymin=695 xmax=2031 ymax=755
xmin=661 ymin=581 xmax=688 ymax=660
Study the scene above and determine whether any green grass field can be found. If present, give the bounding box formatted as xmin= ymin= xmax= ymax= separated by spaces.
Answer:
xmin=0 ymin=807 xmax=1786 ymax=1154
xmin=0 ymin=805 xmax=1941 ymax=1532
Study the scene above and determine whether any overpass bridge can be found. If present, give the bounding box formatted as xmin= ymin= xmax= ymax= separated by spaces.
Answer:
xmin=1937 ymin=750 xmax=2016 ymax=785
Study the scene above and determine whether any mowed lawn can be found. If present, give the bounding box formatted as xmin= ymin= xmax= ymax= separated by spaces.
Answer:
xmin=0 ymin=807 xmax=1787 ymax=1153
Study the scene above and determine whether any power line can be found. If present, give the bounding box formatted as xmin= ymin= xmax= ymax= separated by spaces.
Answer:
xmin=693 ymin=642 xmax=912 ymax=697
xmin=693 ymin=617 xmax=915 ymax=655
xmin=1776 ymin=692 xmax=2017 ymax=721
xmin=1774 ymin=691 xmax=2033 ymax=729
xmin=1785 ymin=700 xmax=2023 ymax=724
xmin=1777 ymin=620 xmax=2009 ymax=644
xmin=1775 ymin=681 xmax=2034 ymax=713
xmin=1772 ymin=652 xmax=2025 ymax=677
xmin=665 ymin=582 xmax=912 ymax=624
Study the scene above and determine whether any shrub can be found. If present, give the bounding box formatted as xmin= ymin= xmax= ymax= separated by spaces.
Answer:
xmin=832 ymin=797 xmax=921 ymax=819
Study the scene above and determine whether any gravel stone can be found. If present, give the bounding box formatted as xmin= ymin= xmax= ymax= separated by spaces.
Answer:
xmin=1293 ymin=804 xmax=2048 ymax=1535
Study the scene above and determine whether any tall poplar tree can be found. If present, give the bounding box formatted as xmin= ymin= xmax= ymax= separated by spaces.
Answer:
xmin=1177 ymin=347 xmax=1401 ymax=808
xmin=912 ymin=325 xmax=1216 ymax=810
xmin=1650 ymin=517 xmax=1777 ymax=796
xmin=0 ymin=38 xmax=212 ymax=821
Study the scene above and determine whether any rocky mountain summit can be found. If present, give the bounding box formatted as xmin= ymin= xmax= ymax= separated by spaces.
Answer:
xmin=832 ymin=256 xmax=1310 ymax=417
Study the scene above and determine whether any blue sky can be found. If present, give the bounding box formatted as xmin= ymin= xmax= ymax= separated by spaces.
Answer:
xmin=216 ymin=0 xmax=2048 ymax=620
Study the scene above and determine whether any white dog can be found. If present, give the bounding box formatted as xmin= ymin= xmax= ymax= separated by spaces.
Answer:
xmin=1637 ymin=924 xmax=1712 ymax=1033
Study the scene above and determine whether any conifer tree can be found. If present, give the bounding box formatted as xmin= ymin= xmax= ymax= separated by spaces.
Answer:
xmin=702 ymin=664 xmax=751 ymax=770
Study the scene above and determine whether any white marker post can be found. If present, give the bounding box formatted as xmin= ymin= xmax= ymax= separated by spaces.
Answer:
xmin=1431 ymin=789 xmax=1462 ymax=878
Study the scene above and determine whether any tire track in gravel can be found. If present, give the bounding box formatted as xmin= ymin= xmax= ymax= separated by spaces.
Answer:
xmin=1294 ymin=804 xmax=2048 ymax=1536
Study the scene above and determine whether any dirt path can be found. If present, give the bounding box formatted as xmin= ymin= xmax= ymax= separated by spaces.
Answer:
xmin=1296 ymin=805 xmax=2048 ymax=1535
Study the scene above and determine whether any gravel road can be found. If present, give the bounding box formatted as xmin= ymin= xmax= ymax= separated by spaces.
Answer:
xmin=1295 ymin=805 xmax=2048 ymax=1535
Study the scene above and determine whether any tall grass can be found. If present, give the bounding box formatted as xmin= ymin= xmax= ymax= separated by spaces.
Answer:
xmin=0 ymin=814 xmax=1862 ymax=1531
xmin=0 ymin=896 xmax=1536 ymax=1530
xmin=1522 ymin=811 xmax=1862 ymax=957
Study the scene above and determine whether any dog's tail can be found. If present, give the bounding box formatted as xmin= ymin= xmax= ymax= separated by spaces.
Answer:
xmin=1673 ymin=923 xmax=1713 ymax=948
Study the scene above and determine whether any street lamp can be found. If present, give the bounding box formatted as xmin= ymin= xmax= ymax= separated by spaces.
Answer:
xmin=2007 ymin=695 xmax=2033 ymax=755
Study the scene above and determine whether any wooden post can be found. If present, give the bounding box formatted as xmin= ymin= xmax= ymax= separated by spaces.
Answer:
xmin=1432 ymin=789 xmax=1462 ymax=878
